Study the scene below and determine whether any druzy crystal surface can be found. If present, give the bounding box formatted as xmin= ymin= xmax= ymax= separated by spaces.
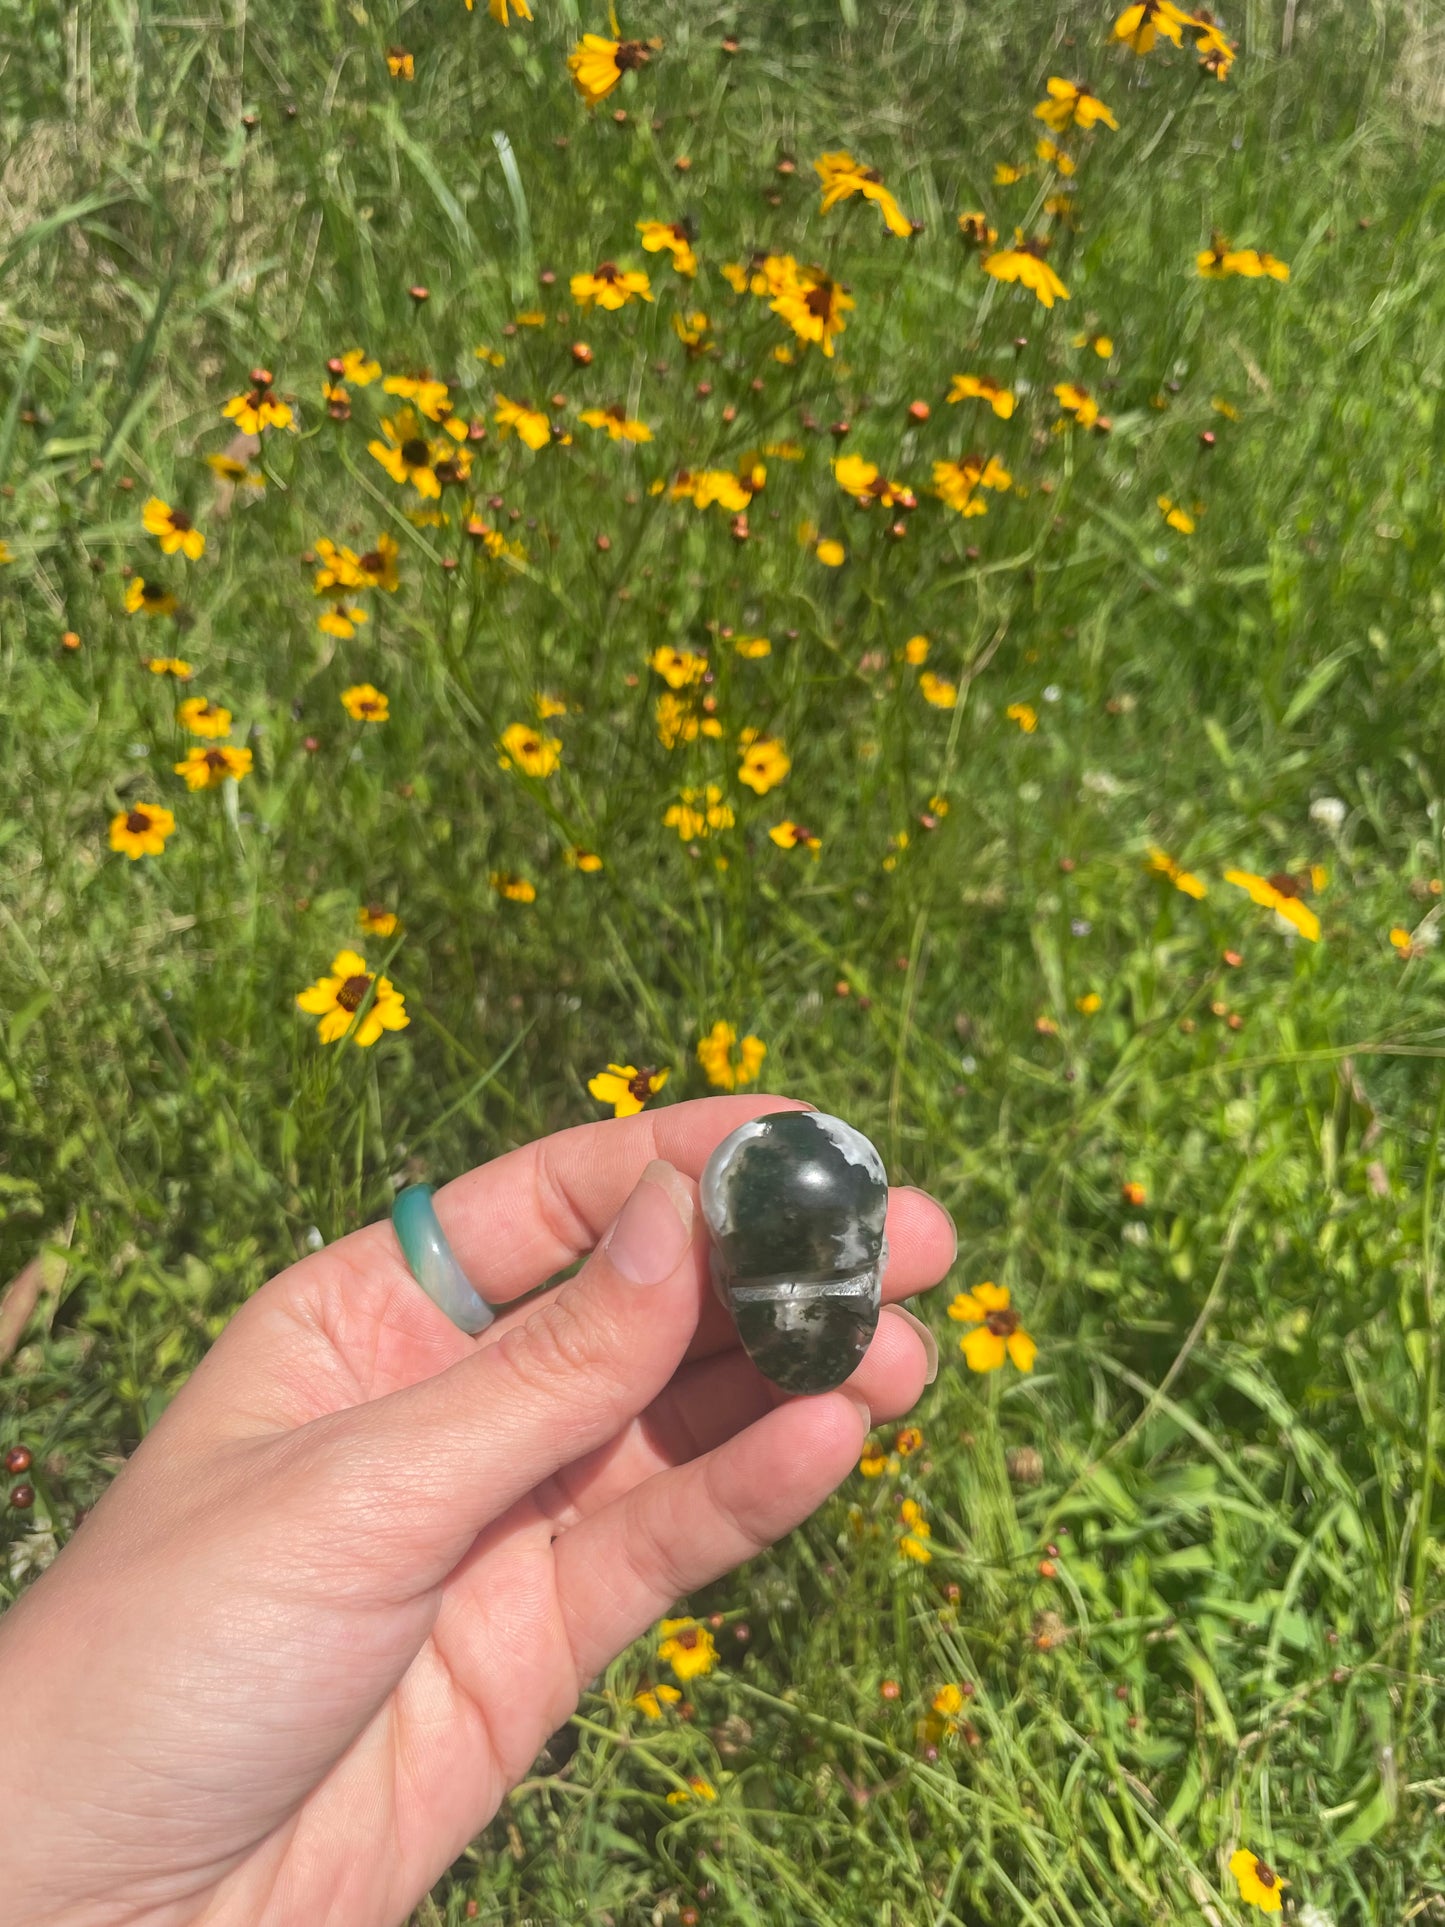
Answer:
xmin=700 ymin=1111 xmax=889 ymax=1394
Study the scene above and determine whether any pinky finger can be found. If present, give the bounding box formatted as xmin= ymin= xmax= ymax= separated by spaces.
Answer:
xmin=552 ymin=1391 xmax=869 ymax=1689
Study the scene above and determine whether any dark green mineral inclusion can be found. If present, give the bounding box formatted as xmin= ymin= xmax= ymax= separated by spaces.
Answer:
xmin=701 ymin=1111 xmax=889 ymax=1394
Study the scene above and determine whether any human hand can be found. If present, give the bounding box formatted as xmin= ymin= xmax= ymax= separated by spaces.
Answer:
xmin=0 ymin=1097 xmax=954 ymax=1927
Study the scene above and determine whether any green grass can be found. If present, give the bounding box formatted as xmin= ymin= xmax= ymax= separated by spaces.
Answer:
xmin=6 ymin=0 xmax=1445 ymax=1918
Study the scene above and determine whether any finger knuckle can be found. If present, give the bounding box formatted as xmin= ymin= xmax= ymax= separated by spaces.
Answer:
xmin=497 ymin=1286 xmax=632 ymax=1407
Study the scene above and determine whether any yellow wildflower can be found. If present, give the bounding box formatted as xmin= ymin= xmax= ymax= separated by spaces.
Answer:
xmin=632 ymin=1684 xmax=681 ymax=1720
xmin=341 ymin=683 xmax=389 ymax=723
xmin=636 ymin=219 xmax=697 ymax=277
xmin=145 ymin=656 xmax=193 ymax=679
xmin=1007 ymin=702 xmax=1038 ymax=733
xmin=1229 ymin=1850 xmax=1286 ymax=1915
xmin=571 ymin=262 xmax=653 ymax=311
xmin=696 ymin=1021 xmax=766 ymax=1091
xmin=920 ymin=672 xmax=958 ymax=709
xmin=490 ymin=871 xmax=537 ymax=903
xmin=1034 ymin=77 xmax=1118 ymax=133
xmin=1157 ymin=495 xmax=1196 ymax=534
xmin=813 ymin=150 xmax=913 ymax=238
xmin=657 ymin=1617 xmax=718 ymax=1681
xmin=221 ymin=376 xmax=292 ymax=434
xmin=664 ymin=785 xmax=734 ymax=840
xmin=1147 ymin=848 xmax=1207 ymax=899
xmin=1113 ymin=0 xmax=1192 ymax=52
xmin=108 ymin=802 xmax=175 ymax=860
xmin=493 ymin=394 xmax=553 ymax=451
xmin=566 ymin=33 xmax=650 ymax=107
xmin=296 ymin=949 xmax=409 ymax=1048
xmin=141 ymin=497 xmax=205 ymax=560
xmin=738 ymin=732 xmax=790 ymax=795
xmin=769 ymin=820 xmax=822 ymax=855
xmin=588 ymin=1064 xmax=670 ymax=1118
xmin=358 ymin=903 xmax=399 ymax=936
xmin=947 ymin=372 xmax=1015 ymax=418
xmin=1054 ymin=381 xmax=1101 ymax=429
xmin=648 ymin=645 xmax=708 ymax=689
xmin=948 ymin=1282 xmax=1038 ymax=1373
xmin=124 ymin=577 xmax=178 ymax=617
xmin=579 ymin=404 xmax=652 ymax=442
xmin=983 ymin=235 xmax=1069 ymax=307
xmin=174 ymin=744 xmax=253 ymax=791
xmin=497 ymin=722 xmax=561 ymax=777
xmin=666 ymin=1776 xmax=717 ymax=1805
xmin=177 ymin=697 xmax=232 ymax=739
xmin=1224 ymin=869 xmax=1320 ymax=942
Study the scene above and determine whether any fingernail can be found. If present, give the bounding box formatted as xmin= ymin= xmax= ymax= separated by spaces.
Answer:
xmin=606 ymin=1160 xmax=694 ymax=1286
xmin=884 ymin=1305 xmax=939 ymax=1385
xmin=840 ymin=1386 xmax=872 ymax=1428
xmin=902 ymin=1185 xmax=957 ymax=1267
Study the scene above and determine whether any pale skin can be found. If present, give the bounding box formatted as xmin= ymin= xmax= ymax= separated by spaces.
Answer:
xmin=0 ymin=1096 xmax=954 ymax=1927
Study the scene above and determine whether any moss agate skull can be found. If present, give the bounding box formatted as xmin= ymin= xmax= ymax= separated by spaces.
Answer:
xmin=700 ymin=1111 xmax=889 ymax=1394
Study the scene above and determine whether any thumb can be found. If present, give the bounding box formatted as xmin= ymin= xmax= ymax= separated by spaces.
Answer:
xmin=288 ymin=1160 xmax=705 ymax=1594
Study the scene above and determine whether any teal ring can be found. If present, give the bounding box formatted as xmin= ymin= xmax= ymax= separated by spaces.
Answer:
xmin=391 ymin=1182 xmax=496 ymax=1335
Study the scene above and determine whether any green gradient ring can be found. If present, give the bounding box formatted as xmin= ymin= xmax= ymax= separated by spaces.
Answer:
xmin=391 ymin=1183 xmax=496 ymax=1335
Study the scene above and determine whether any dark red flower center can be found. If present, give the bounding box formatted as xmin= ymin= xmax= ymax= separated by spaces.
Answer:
xmin=359 ymin=550 xmax=384 ymax=574
xmin=673 ymin=1626 xmax=699 ymax=1649
xmin=627 ymin=1069 xmax=656 ymax=1102
xmin=170 ymin=510 xmax=192 ymax=531
xmin=595 ymin=261 xmax=622 ymax=283
xmin=985 ymin=1308 xmax=1020 ymax=1338
xmin=401 ymin=438 xmax=431 ymax=467
xmin=203 ymin=749 xmax=229 ymax=771
xmin=125 ymin=809 xmax=151 ymax=833
xmin=805 ymin=282 xmax=836 ymax=319
xmin=337 ymin=973 xmax=371 ymax=1013
xmin=616 ymin=40 xmax=649 ymax=71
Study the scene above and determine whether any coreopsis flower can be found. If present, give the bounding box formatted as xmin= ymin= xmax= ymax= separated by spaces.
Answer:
xmin=737 ymin=731 xmax=790 ymax=795
xmin=368 ymin=411 xmax=448 ymax=498
xmin=814 ymin=536 xmax=846 ymax=566
xmin=1034 ymin=137 xmax=1077 ymax=176
xmin=664 ymin=785 xmax=734 ymax=840
xmin=1193 ymin=14 xmax=1236 ymax=78
xmin=1224 ymin=247 xmax=1289 ymax=280
xmin=1034 ymin=77 xmax=1118 ymax=133
xmin=672 ymin=309 xmax=713 ymax=353
xmin=221 ymin=377 xmax=292 ymax=434
xmin=1075 ymin=992 xmax=1102 ymax=1015
xmin=0 ymin=541 xmax=12 ymax=564
xmin=356 ymin=532 xmax=400 ymax=592
xmin=696 ymin=1020 xmax=766 ymax=1090
xmin=341 ymin=683 xmax=389 ymax=722
xmin=897 ymin=1497 xmax=933 ymax=1562
xmin=174 ymin=744 xmax=254 ymax=790
xmin=336 ymin=348 xmax=380 ymax=384
xmin=571 ymin=262 xmax=653 ymax=311
xmin=895 ymin=1425 xmax=924 ymax=1456
xmin=1147 ymin=848 xmax=1207 ymax=898
xmin=1224 ymin=868 xmax=1321 ymax=942
xmin=648 ymin=645 xmax=708 ymax=688
xmin=813 ymin=151 xmax=913 ymax=238
xmin=588 ymin=1064 xmax=670 ymax=1118
xmin=142 ymin=497 xmax=205 ymax=559
xmin=1229 ymin=1850 xmax=1286 ymax=1915
xmin=655 ymin=692 xmax=723 ymax=748
xmin=1122 ymin=1180 xmax=1146 ymax=1206
xmin=933 ymin=454 xmax=1012 ymax=516
xmin=1157 ymin=494 xmax=1196 ymax=533
xmin=770 ymin=266 xmax=853 ymax=356
xmin=490 ymin=871 xmax=537 ymax=903
xmin=108 ymin=801 xmax=175 ymax=859
xmin=657 ymin=1617 xmax=717 ymax=1681
xmin=1074 ymin=330 xmax=1115 ymax=358
xmin=382 ymin=373 xmax=461 ymax=428
xmin=297 ymin=949 xmax=409 ymax=1047
xmin=983 ymin=234 xmax=1069 ymax=307
xmin=1196 ymin=230 xmax=1233 ymax=277
xmin=948 ymin=1281 xmax=1037 ymax=1373
xmin=769 ymin=820 xmax=821 ymax=855
xmin=498 ymin=721 xmax=562 ymax=777
xmin=859 ymin=1440 xmax=896 ymax=1477
xmin=1390 ymin=925 xmax=1414 ymax=954
xmin=386 ymin=46 xmax=414 ymax=77
xmin=177 ymin=697 xmax=232 ymax=738
xmin=1054 ymin=381 xmax=1101 ymax=429
xmin=567 ymin=33 xmax=650 ymax=106
xmin=564 ymin=845 xmax=604 ymax=873
xmin=493 ymin=396 xmax=553 ymax=453
xmin=920 ymin=673 xmax=958 ymax=709
xmin=124 ymin=577 xmax=178 ymax=617
xmin=579 ymin=404 xmax=652 ymax=442
xmin=474 ymin=343 xmax=506 ymax=368
xmin=1112 ymin=0 xmax=1192 ymax=53
xmin=486 ymin=0 xmax=533 ymax=22
xmin=734 ymin=634 xmax=771 ymax=658
xmin=358 ymin=903 xmax=399 ymax=936
xmin=947 ymin=372 xmax=1016 ymax=419
xmin=146 ymin=656 xmax=193 ymax=679
xmin=636 ymin=219 xmax=696 ymax=276
xmin=666 ymin=1777 xmax=718 ymax=1806
xmin=666 ymin=467 xmax=758 ymax=513
xmin=204 ymin=452 xmax=266 ymax=491
xmin=833 ymin=454 xmax=915 ymax=509
xmin=994 ymin=161 xmax=1029 ymax=185
xmin=632 ymin=1684 xmax=681 ymax=1719
xmin=319 ymin=604 xmax=366 ymax=639
xmin=903 ymin=636 xmax=930 ymax=665
xmin=957 ymin=211 xmax=998 ymax=248
xmin=1007 ymin=702 xmax=1038 ymax=732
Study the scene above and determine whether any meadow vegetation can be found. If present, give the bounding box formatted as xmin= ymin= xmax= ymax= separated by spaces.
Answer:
xmin=4 ymin=0 xmax=1445 ymax=1919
